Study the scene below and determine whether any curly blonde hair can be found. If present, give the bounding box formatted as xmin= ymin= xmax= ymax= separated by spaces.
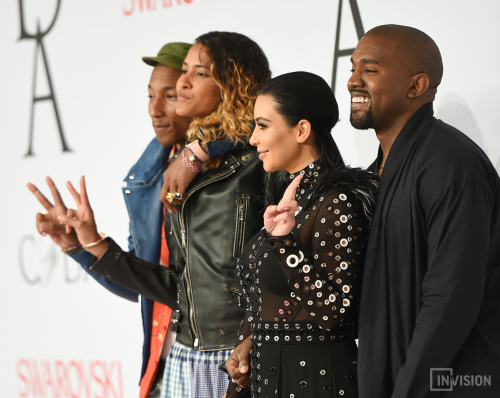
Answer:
xmin=186 ymin=32 xmax=271 ymax=162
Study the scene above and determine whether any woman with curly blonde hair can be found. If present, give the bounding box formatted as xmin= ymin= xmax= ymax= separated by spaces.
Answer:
xmin=184 ymin=31 xmax=270 ymax=149
xmin=160 ymin=32 xmax=271 ymax=203
xmin=54 ymin=31 xmax=271 ymax=398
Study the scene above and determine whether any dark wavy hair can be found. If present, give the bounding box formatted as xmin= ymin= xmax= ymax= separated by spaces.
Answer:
xmin=186 ymin=31 xmax=271 ymax=149
xmin=257 ymin=71 xmax=344 ymax=169
xmin=259 ymin=72 xmax=345 ymax=204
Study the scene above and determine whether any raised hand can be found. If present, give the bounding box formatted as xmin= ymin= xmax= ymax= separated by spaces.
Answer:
xmin=264 ymin=174 xmax=303 ymax=236
xmin=27 ymin=177 xmax=80 ymax=249
xmin=57 ymin=176 xmax=108 ymax=258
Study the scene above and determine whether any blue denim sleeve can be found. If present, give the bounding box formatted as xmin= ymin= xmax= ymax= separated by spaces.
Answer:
xmin=205 ymin=139 xmax=245 ymax=157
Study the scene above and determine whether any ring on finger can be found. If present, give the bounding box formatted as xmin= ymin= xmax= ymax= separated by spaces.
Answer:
xmin=165 ymin=192 xmax=176 ymax=203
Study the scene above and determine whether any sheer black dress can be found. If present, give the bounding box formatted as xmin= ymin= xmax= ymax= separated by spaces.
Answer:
xmin=234 ymin=161 xmax=377 ymax=398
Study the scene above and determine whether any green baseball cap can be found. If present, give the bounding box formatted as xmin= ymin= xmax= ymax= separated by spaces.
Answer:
xmin=142 ymin=42 xmax=192 ymax=71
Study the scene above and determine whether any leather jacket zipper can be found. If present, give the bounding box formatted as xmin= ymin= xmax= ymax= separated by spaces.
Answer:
xmin=181 ymin=227 xmax=186 ymax=247
xmin=177 ymin=161 xmax=239 ymax=349
xmin=179 ymin=164 xmax=238 ymax=248
xmin=232 ymin=195 xmax=249 ymax=259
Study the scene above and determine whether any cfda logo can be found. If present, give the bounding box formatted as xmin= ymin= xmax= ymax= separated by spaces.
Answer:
xmin=18 ymin=0 xmax=71 ymax=156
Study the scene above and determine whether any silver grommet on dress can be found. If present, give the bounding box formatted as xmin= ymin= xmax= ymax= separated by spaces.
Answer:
xmin=287 ymin=254 xmax=299 ymax=268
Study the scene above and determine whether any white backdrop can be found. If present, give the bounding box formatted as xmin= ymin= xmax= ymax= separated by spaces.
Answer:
xmin=1 ymin=0 xmax=499 ymax=396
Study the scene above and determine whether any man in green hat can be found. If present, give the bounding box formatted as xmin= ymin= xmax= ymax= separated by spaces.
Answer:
xmin=29 ymin=42 xmax=193 ymax=397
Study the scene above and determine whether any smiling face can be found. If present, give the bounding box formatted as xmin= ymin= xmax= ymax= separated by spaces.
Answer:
xmin=148 ymin=65 xmax=191 ymax=147
xmin=175 ymin=42 xmax=221 ymax=118
xmin=250 ymin=95 xmax=315 ymax=173
xmin=348 ymin=34 xmax=414 ymax=134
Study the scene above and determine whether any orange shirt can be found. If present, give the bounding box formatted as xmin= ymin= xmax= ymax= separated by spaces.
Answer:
xmin=140 ymin=153 xmax=174 ymax=397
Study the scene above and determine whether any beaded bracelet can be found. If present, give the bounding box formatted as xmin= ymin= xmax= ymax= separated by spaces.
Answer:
xmin=182 ymin=148 xmax=201 ymax=173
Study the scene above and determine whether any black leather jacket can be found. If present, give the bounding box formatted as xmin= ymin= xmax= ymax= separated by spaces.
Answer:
xmin=91 ymin=145 xmax=265 ymax=351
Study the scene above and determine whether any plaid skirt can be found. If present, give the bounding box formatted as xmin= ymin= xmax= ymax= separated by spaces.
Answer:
xmin=161 ymin=341 xmax=232 ymax=398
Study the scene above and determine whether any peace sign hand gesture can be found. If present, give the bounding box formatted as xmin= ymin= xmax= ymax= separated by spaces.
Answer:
xmin=57 ymin=176 xmax=108 ymax=258
xmin=27 ymin=176 xmax=80 ymax=249
xmin=264 ymin=174 xmax=303 ymax=237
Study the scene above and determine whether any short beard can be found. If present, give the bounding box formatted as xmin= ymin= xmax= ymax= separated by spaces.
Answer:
xmin=350 ymin=109 xmax=373 ymax=130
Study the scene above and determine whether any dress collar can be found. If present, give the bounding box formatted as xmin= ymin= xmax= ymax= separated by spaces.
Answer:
xmin=287 ymin=160 xmax=322 ymax=200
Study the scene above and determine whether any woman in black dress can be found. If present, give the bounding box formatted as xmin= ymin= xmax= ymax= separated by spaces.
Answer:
xmin=226 ymin=72 xmax=378 ymax=398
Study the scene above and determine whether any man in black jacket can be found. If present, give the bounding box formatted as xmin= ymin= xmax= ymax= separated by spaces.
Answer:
xmin=350 ymin=24 xmax=500 ymax=397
